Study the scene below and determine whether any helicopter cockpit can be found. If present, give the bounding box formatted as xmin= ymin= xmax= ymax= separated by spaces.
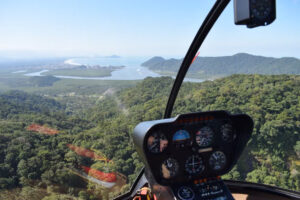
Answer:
xmin=114 ymin=0 xmax=300 ymax=199
xmin=133 ymin=111 xmax=253 ymax=199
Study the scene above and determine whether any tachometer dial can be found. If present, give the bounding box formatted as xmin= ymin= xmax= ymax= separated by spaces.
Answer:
xmin=161 ymin=158 xmax=179 ymax=179
xmin=221 ymin=123 xmax=235 ymax=142
xmin=209 ymin=151 xmax=227 ymax=171
xmin=147 ymin=131 xmax=168 ymax=153
xmin=185 ymin=155 xmax=204 ymax=175
xmin=177 ymin=186 xmax=195 ymax=200
xmin=195 ymin=126 xmax=214 ymax=147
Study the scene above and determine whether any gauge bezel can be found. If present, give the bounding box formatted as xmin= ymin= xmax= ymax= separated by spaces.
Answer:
xmin=220 ymin=122 xmax=236 ymax=143
xmin=195 ymin=126 xmax=214 ymax=147
xmin=177 ymin=186 xmax=195 ymax=200
xmin=146 ymin=131 xmax=169 ymax=154
xmin=172 ymin=129 xmax=193 ymax=148
xmin=160 ymin=158 xmax=180 ymax=179
xmin=184 ymin=154 xmax=205 ymax=175
xmin=209 ymin=151 xmax=227 ymax=171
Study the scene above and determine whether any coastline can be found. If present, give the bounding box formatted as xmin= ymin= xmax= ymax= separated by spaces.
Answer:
xmin=20 ymin=57 xmax=204 ymax=82
xmin=64 ymin=59 xmax=82 ymax=66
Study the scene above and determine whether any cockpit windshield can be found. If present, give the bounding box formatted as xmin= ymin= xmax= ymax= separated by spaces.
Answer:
xmin=0 ymin=0 xmax=299 ymax=199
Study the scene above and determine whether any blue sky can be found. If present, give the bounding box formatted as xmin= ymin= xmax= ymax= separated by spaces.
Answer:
xmin=0 ymin=0 xmax=299 ymax=58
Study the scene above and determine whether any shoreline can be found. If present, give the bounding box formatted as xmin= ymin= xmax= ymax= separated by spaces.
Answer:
xmin=19 ymin=57 xmax=204 ymax=82
xmin=64 ymin=59 xmax=82 ymax=66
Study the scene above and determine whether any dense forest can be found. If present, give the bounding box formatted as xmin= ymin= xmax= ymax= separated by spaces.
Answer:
xmin=29 ymin=76 xmax=61 ymax=87
xmin=142 ymin=53 xmax=300 ymax=79
xmin=0 ymin=75 xmax=299 ymax=199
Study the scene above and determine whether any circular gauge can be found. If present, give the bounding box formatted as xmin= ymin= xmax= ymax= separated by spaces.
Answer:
xmin=209 ymin=151 xmax=227 ymax=171
xmin=185 ymin=155 xmax=205 ymax=175
xmin=177 ymin=186 xmax=195 ymax=200
xmin=147 ymin=131 xmax=168 ymax=153
xmin=173 ymin=130 xmax=191 ymax=148
xmin=161 ymin=158 xmax=179 ymax=179
xmin=250 ymin=0 xmax=272 ymax=20
xmin=195 ymin=126 xmax=214 ymax=147
xmin=221 ymin=123 xmax=235 ymax=142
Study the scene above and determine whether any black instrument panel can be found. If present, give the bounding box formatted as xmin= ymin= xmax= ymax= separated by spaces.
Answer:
xmin=133 ymin=111 xmax=253 ymax=186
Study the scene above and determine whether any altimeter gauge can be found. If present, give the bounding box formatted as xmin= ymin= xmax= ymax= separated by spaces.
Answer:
xmin=209 ymin=151 xmax=227 ymax=171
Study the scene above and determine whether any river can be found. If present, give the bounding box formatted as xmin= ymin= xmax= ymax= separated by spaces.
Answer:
xmin=24 ymin=57 xmax=203 ymax=82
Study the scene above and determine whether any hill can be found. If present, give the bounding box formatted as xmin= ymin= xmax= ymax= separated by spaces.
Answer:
xmin=119 ymin=75 xmax=300 ymax=190
xmin=0 ymin=90 xmax=63 ymax=118
xmin=141 ymin=53 xmax=300 ymax=79
xmin=0 ymin=75 xmax=299 ymax=199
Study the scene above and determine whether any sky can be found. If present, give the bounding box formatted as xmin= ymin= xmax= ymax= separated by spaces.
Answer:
xmin=0 ymin=0 xmax=300 ymax=59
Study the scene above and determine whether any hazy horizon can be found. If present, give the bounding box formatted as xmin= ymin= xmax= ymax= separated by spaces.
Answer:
xmin=1 ymin=1 xmax=300 ymax=59
xmin=1 ymin=51 xmax=300 ymax=62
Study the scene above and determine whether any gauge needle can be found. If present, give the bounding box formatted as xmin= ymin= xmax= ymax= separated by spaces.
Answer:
xmin=213 ymin=154 xmax=218 ymax=160
xmin=150 ymin=143 xmax=158 ymax=150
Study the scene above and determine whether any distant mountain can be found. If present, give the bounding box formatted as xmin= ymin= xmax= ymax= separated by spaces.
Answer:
xmin=141 ymin=53 xmax=300 ymax=79
xmin=141 ymin=56 xmax=165 ymax=67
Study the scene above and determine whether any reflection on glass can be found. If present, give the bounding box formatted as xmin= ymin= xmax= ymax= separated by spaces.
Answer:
xmin=221 ymin=123 xmax=235 ymax=142
xmin=67 ymin=144 xmax=127 ymax=191
xmin=27 ymin=123 xmax=59 ymax=135
xmin=161 ymin=158 xmax=179 ymax=179
xmin=147 ymin=132 xmax=168 ymax=153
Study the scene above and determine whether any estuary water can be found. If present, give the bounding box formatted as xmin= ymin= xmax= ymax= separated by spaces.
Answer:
xmin=24 ymin=57 xmax=203 ymax=82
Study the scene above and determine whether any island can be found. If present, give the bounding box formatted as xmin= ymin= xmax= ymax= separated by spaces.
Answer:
xmin=42 ymin=65 xmax=125 ymax=77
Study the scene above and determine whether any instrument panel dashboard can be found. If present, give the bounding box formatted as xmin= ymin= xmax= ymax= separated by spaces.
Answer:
xmin=133 ymin=111 xmax=253 ymax=186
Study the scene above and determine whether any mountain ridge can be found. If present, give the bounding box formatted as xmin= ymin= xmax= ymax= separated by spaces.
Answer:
xmin=141 ymin=53 xmax=300 ymax=79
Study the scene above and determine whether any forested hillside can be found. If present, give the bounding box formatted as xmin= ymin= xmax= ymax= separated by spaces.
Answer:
xmin=142 ymin=53 xmax=300 ymax=79
xmin=120 ymin=75 xmax=299 ymax=189
xmin=0 ymin=90 xmax=63 ymax=118
xmin=0 ymin=75 xmax=299 ymax=199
